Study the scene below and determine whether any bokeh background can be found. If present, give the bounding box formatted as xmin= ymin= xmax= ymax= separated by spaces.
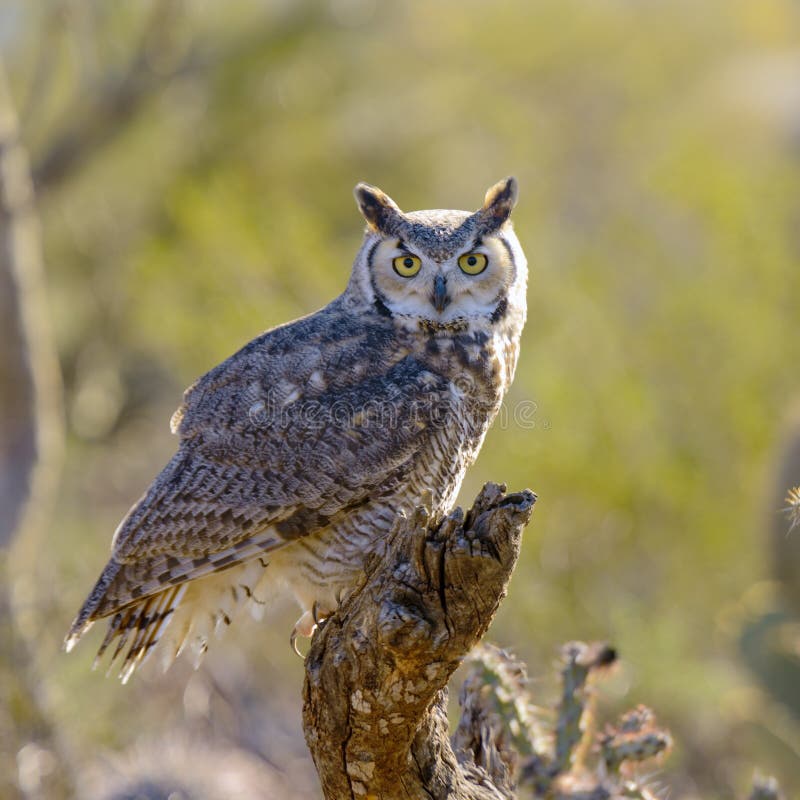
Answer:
xmin=1 ymin=1 xmax=800 ymax=798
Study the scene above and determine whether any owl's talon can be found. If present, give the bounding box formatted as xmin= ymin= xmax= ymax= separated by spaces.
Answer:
xmin=290 ymin=609 xmax=319 ymax=658
xmin=290 ymin=627 xmax=304 ymax=659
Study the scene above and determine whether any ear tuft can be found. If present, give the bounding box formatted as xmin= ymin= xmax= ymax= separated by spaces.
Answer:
xmin=353 ymin=183 xmax=403 ymax=232
xmin=479 ymin=177 xmax=518 ymax=230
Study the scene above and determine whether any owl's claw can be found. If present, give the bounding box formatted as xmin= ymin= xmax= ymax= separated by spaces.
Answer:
xmin=290 ymin=609 xmax=316 ymax=658
xmin=290 ymin=604 xmax=334 ymax=658
xmin=290 ymin=627 xmax=304 ymax=659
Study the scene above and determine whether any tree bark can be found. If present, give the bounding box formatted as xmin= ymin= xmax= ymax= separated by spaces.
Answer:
xmin=302 ymin=483 xmax=536 ymax=800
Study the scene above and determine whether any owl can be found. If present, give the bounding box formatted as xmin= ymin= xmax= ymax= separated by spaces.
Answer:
xmin=65 ymin=177 xmax=528 ymax=682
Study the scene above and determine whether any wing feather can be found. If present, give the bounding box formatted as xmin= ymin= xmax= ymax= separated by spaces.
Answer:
xmin=67 ymin=304 xmax=453 ymax=659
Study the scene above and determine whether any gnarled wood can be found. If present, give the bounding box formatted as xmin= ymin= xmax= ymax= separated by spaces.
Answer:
xmin=302 ymin=483 xmax=536 ymax=800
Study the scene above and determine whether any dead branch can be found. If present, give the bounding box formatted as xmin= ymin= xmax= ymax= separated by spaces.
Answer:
xmin=302 ymin=482 xmax=536 ymax=800
xmin=29 ymin=1 xmax=323 ymax=194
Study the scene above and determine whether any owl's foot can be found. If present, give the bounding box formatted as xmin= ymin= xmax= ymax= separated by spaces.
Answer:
xmin=312 ymin=600 xmax=330 ymax=626
xmin=290 ymin=602 xmax=333 ymax=658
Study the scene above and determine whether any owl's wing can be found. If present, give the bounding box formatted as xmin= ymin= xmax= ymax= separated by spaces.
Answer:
xmin=68 ymin=308 xmax=452 ymax=639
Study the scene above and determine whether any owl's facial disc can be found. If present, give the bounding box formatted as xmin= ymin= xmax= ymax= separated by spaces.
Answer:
xmin=353 ymin=178 xmax=523 ymax=328
xmin=367 ymin=234 xmax=517 ymax=325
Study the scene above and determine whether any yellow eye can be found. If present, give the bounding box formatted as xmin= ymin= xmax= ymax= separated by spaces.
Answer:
xmin=458 ymin=252 xmax=488 ymax=275
xmin=392 ymin=254 xmax=422 ymax=277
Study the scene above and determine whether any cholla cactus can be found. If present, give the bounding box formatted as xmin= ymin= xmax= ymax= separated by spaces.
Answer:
xmin=459 ymin=642 xmax=786 ymax=799
xmin=600 ymin=705 xmax=672 ymax=776
xmin=460 ymin=641 xmax=670 ymax=799
xmin=785 ymin=486 xmax=800 ymax=532
xmin=749 ymin=774 xmax=785 ymax=800
xmin=458 ymin=643 xmax=549 ymax=759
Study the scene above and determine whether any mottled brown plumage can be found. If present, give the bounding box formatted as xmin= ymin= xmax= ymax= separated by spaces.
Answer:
xmin=65 ymin=178 xmax=528 ymax=681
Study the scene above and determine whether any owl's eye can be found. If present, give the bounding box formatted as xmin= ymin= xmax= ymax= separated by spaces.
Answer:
xmin=458 ymin=252 xmax=488 ymax=275
xmin=392 ymin=254 xmax=422 ymax=277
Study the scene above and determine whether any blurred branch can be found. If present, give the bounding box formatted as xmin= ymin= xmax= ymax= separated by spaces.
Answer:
xmin=18 ymin=3 xmax=68 ymax=134
xmin=0 ymin=59 xmax=68 ymax=798
xmin=303 ymin=483 xmax=536 ymax=799
xmin=0 ymin=54 xmax=63 ymax=561
xmin=0 ymin=79 xmax=37 ymax=549
xmin=29 ymin=0 xmax=322 ymax=194
xmin=31 ymin=0 xmax=190 ymax=191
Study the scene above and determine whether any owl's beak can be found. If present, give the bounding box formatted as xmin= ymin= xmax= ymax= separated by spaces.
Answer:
xmin=432 ymin=275 xmax=450 ymax=313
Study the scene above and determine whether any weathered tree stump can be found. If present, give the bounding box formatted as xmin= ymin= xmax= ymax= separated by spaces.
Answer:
xmin=302 ymin=482 xmax=536 ymax=800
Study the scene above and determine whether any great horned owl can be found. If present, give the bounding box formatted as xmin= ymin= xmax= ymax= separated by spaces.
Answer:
xmin=65 ymin=178 xmax=528 ymax=681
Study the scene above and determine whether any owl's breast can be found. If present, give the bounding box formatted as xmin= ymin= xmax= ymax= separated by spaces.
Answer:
xmin=396 ymin=327 xmax=515 ymax=507
xmin=417 ymin=325 xmax=517 ymax=411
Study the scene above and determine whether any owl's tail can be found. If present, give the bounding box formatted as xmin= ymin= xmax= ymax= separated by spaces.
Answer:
xmin=67 ymin=558 xmax=271 ymax=683
xmin=93 ymin=583 xmax=189 ymax=683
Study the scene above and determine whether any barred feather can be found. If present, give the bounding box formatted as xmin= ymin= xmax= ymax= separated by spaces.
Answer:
xmin=90 ymin=559 xmax=271 ymax=682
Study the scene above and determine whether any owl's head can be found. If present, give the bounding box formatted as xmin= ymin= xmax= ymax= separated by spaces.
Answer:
xmin=347 ymin=178 xmax=526 ymax=331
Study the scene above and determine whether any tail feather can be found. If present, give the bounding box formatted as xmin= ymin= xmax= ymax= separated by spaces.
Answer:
xmin=159 ymin=558 xmax=270 ymax=671
xmin=74 ymin=559 xmax=269 ymax=682
xmin=109 ymin=606 xmax=138 ymax=668
xmin=140 ymin=586 xmax=183 ymax=667
xmin=64 ymin=560 xmax=122 ymax=652
xmin=66 ymin=529 xmax=284 ymax=647
xmin=120 ymin=594 xmax=164 ymax=682
xmin=117 ymin=587 xmax=186 ymax=683
xmin=93 ymin=611 xmax=124 ymax=668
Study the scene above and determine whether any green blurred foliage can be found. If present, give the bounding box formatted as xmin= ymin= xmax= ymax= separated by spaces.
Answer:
xmin=3 ymin=0 xmax=800 ymax=797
